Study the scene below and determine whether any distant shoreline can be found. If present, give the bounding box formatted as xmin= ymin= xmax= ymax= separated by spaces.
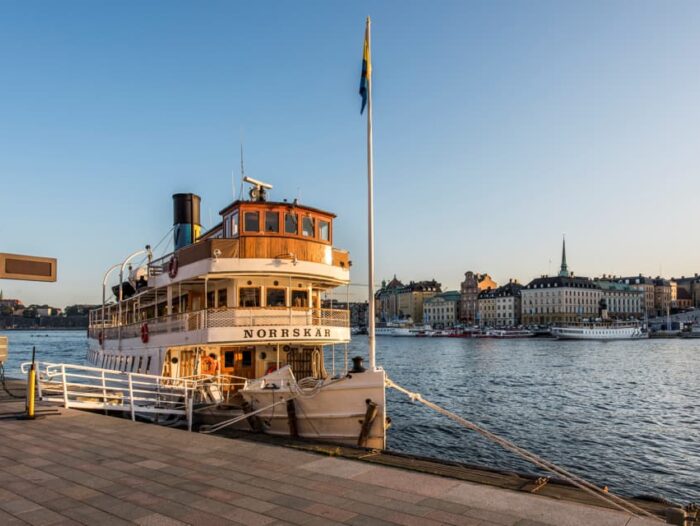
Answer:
xmin=0 ymin=328 xmax=87 ymax=332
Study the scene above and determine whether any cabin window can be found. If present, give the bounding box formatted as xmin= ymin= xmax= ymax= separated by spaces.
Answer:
xmin=145 ymin=356 xmax=152 ymax=373
xmin=231 ymin=211 xmax=239 ymax=237
xmin=137 ymin=356 xmax=143 ymax=373
xmin=239 ymin=287 xmax=261 ymax=307
xmin=319 ymin=220 xmax=330 ymax=241
xmin=244 ymin=211 xmax=259 ymax=232
xmin=130 ymin=357 xmax=136 ymax=372
xmin=224 ymin=351 xmax=235 ymax=368
xmin=266 ymin=288 xmax=286 ymax=307
xmin=302 ymin=216 xmax=314 ymax=237
xmin=218 ymin=289 xmax=227 ymax=308
xmin=285 ymin=212 xmax=298 ymax=234
xmin=207 ymin=291 xmax=215 ymax=308
xmin=291 ymin=290 xmax=308 ymax=308
xmin=265 ymin=211 xmax=280 ymax=233
xmin=242 ymin=350 xmax=253 ymax=367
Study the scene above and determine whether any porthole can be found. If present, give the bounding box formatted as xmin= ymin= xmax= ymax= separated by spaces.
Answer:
xmin=171 ymin=357 xmax=179 ymax=364
xmin=247 ymin=280 xmax=253 ymax=286
xmin=273 ymin=280 xmax=279 ymax=286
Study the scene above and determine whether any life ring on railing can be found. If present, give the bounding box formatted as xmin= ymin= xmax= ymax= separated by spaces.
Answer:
xmin=168 ymin=256 xmax=178 ymax=279
xmin=98 ymin=331 xmax=104 ymax=346
xmin=201 ymin=354 xmax=219 ymax=375
xmin=265 ymin=365 xmax=278 ymax=375
xmin=141 ymin=323 xmax=149 ymax=343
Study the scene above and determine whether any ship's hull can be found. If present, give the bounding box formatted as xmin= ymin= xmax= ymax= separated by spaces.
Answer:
xmin=196 ymin=367 xmax=387 ymax=449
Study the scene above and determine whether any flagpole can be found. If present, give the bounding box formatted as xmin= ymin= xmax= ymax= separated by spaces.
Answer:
xmin=366 ymin=16 xmax=376 ymax=370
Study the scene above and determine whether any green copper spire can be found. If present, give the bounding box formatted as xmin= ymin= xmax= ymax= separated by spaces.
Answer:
xmin=558 ymin=235 xmax=568 ymax=277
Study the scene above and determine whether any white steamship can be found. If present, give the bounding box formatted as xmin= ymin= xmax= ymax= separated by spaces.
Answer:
xmin=87 ymin=178 xmax=387 ymax=448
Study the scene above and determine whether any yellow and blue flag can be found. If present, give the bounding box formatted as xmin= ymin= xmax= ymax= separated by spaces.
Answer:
xmin=359 ymin=19 xmax=371 ymax=114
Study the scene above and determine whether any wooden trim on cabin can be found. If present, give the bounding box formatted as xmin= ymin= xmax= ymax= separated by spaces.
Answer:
xmin=165 ymin=237 xmax=349 ymax=269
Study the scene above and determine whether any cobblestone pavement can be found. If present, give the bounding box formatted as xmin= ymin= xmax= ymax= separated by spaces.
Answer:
xmin=0 ymin=380 xmax=659 ymax=526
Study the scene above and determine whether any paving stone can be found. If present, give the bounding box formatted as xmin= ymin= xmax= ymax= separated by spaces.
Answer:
xmin=134 ymin=513 xmax=189 ymax=526
xmin=303 ymin=502 xmax=357 ymax=522
xmin=15 ymin=506 xmax=68 ymax=526
xmin=424 ymin=508 xmax=485 ymax=525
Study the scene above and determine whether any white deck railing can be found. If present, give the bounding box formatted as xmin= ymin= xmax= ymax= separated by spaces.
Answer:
xmin=21 ymin=362 xmax=246 ymax=430
xmin=89 ymin=307 xmax=349 ymax=340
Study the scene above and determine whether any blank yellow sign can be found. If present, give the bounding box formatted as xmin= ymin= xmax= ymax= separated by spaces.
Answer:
xmin=0 ymin=253 xmax=57 ymax=282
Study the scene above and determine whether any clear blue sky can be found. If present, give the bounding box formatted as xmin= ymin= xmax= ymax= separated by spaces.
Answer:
xmin=2 ymin=1 xmax=700 ymax=307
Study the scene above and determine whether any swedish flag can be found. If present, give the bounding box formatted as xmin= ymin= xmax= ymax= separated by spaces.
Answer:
xmin=359 ymin=18 xmax=371 ymax=114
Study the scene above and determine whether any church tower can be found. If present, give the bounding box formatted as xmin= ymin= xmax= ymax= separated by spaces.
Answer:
xmin=558 ymin=236 xmax=569 ymax=277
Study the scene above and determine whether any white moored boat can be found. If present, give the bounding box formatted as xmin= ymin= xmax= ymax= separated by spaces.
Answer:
xmin=551 ymin=323 xmax=647 ymax=340
xmin=87 ymin=179 xmax=387 ymax=448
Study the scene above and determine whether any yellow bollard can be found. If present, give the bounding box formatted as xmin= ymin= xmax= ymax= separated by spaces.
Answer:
xmin=26 ymin=364 xmax=36 ymax=419
xmin=25 ymin=346 xmax=37 ymax=419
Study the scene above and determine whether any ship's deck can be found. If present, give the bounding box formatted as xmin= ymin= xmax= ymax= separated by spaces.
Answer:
xmin=0 ymin=378 xmax=667 ymax=526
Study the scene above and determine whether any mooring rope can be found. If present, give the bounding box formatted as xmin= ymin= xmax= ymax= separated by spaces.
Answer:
xmin=385 ymin=377 xmax=661 ymax=521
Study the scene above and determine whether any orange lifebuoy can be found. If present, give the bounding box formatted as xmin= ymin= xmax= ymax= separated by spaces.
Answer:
xmin=141 ymin=323 xmax=149 ymax=343
xmin=201 ymin=355 xmax=219 ymax=375
xmin=168 ymin=256 xmax=178 ymax=278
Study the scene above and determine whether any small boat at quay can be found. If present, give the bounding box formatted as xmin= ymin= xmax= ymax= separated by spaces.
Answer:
xmin=486 ymin=329 xmax=534 ymax=339
xmin=551 ymin=322 xmax=647 ymax=340
xmin=680 ymin=324 xmax=700 ymax=338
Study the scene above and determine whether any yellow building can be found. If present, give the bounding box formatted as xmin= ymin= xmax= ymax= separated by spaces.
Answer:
xmin=459 ymin=271 xmax=497 ymax=325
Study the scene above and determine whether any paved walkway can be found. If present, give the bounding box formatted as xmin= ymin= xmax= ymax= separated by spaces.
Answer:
xmin=0 ymin=383 xmax=661 ymax=526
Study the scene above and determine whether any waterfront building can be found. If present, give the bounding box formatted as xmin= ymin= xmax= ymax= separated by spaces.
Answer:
xmin=673 ymin=275 xmax=700 ymax=308
xmin=0 ymin=298 xmax=23 ymax=313
xmin=617 ymin=275 xmax=656 ymax=317
xmin=375 ymin=275 xmax=404 ymax=322
xmin=477 ymin=280 xmax=523 ymax=328
xmin=675 ymin=288 xmax=693 ymax=310
xmin=459 ymin=271 xmax=497 ymax=325
xmin=375 ymin=276 xmax=441 ymax=324
xmin=593 ymin=280 xmax=643 ymax=320
xmin=423 ymin=290 xmax=461 ymax=328
xmin=653 ymin=277 xmax=672 ymax=316
xmin=521 ymin=238 xmax=601 ymax=325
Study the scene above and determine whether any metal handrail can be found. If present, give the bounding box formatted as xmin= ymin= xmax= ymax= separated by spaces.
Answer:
xmin=89 ymin=306 xmax=350 ymax=340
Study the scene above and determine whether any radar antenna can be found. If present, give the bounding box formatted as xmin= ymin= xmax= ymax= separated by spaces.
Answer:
xmin=243 ymin=176 xmax=273 ymax=202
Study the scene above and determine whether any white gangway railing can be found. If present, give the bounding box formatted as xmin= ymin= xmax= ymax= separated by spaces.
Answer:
xmin=20 ymin=362 xmax=246 ymax=431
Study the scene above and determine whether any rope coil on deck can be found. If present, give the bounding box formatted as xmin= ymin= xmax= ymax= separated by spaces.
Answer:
xmin=385 ymin=377 xmax=662 ymax=522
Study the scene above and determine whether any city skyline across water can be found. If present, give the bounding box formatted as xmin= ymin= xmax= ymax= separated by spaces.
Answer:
xmin=3 ymin=1 xmax=700 ymax=306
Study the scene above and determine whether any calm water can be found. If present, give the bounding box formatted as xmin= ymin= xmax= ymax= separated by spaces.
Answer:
xmin=2 ymin=330 xmax=698 ymax=503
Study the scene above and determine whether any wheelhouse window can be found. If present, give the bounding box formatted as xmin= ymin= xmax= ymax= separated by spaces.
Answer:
xmin=244 ymin=211 xmax=259 ymax=232
xmin=239 ymin=287 xmax=261 ymax=307
xmin=319 ymin=220 xmax=330 ymax=241
xmin=265 ymin=211 xmax=280 ymax=233
xmin=291 ymin=290 xmax=308 ymax=308
xmin=302 ymin=216 xmax=314 ymax=237
xmin=231 ymin=211 xmax=239 ymax=237
xmin=285 ymin=212 xmax=298 ymax=234
xmin=266 ymin=288 xmax=286 ymax=307
xmin=217 ymin=289 xmax=227 ymax=308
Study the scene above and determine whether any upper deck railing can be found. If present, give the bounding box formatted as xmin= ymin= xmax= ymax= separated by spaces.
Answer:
xmin=89 ymin=306 xmax=350 ymax=340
